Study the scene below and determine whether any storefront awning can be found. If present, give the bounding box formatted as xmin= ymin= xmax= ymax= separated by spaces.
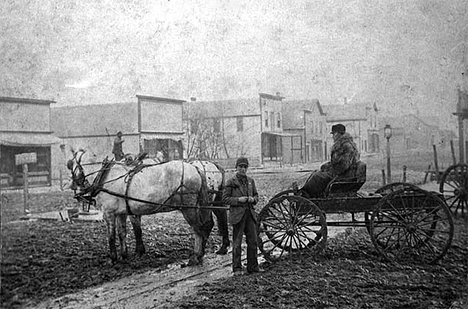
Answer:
xmin=0 ymin=133 xmax=63 ymax=147
xmin=140 ymin=133 xmax=184 ymax=141
xmin=262 ymin=132 xmax=301 ymax=137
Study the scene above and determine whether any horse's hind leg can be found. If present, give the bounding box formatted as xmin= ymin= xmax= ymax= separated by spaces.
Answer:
xmin=213 ymin=207 xmax=230 ymax=255
xmin=116 ymin=214 xmax=129 ymax=260
xmin=129 ymin=215 xmax=146 ymax=256
xmin=186 ymin=210 xmax=214 ymax=266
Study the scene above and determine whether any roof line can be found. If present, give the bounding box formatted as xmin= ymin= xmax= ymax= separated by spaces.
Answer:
xmin=0 ymin=97 xmax=56 ymax=105
xmin=326 ymin=118 xmax=367 ymax=122
xmin=136 ymin=95 xmax=186 ymax=104
xmin=259 ymin=93 xmax=285 ymax=100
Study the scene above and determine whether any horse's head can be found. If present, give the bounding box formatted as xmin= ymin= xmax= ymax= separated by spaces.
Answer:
xmin=66 ymin=149 xmax=89 ymax=192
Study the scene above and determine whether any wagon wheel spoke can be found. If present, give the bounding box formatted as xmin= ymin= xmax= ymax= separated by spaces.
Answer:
xmin=257 ymin=195 xmax=327 ymax=262
xmin=261 ymin=231 xmax=289 ymax=257
xmin=371 ymin=188 xmax=454 ymax=264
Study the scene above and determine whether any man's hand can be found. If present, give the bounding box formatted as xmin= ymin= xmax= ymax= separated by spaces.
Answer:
xmin=238 ymin=197 xmax=248 ymax=203
xmin=238 ymin=196 xmax=255 ymax=204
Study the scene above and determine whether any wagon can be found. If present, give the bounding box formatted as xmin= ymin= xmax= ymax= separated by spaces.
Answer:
xmin=257 ymin=162 xmax=454 ymax=264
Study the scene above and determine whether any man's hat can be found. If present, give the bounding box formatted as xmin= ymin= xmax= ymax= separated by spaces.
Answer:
xmin=330 ymin=124 xmax=346 ymax=134
xmin=236 ymin=157 xmax=249 ymax=167
xmin=117 ymin=131 xmax=122 ymax=135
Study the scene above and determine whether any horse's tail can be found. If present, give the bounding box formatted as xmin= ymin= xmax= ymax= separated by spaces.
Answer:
xmin=211 ymin=161 xmax=225 ymax=202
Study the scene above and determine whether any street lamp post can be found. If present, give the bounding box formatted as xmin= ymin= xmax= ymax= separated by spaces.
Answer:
xmin=384 ymin=124 xmax=392 ymax=184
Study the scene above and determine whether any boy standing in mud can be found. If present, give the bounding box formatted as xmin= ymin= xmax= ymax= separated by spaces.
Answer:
xmin=222 ymin=157 xmax=261 ymax=276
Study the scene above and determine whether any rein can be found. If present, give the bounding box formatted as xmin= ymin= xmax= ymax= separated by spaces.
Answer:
xmin=72 ymin=159 xmax=228 ymax=213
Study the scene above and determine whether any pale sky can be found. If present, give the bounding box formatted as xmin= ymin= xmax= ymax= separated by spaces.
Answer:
xmin=1 ymin=0 xmax=467 ymax=130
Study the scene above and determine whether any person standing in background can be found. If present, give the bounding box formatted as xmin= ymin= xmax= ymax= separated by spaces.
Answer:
xmin=112 ymin=131 xmax=125 ymax=161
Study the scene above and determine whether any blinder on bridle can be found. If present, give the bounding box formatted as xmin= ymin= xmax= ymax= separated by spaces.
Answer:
xmin=67 ymin=153 xmax=90 ymax=191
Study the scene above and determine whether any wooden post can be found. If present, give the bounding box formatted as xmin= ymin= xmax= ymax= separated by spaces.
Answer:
xmin=15 ymin=152 xmax=36 ymax=215
xmin=23 ymin=163 xmax=29 ymax=214
xmin=403 ymin=165 xmax=407 ymax=183
xmin=59 ymin=169 xmax=63 ymax=191
xmin=433 ymin=145 xmax=440 ymax=183
xmin=450 ymin=140 xmax=457 ymax=165
xmin=458 ymin=100 xmax=465 ymax=164
xmin=381 ymin=169 xmax=386 ymax=186
xmin=386 ymin=139 xmax=391 ymax=184
xmin=290 ymin=136 xmax=293 ymax=166
xmin=423 ymin=164 xmax=432 ymax=184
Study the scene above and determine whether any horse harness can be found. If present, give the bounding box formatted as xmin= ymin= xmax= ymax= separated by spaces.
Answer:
xmin=73 ymin=159 xmax=215 ymax=215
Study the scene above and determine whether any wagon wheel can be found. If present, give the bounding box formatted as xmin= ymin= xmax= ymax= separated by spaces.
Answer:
xmin=439 ymin=163 xmax=468 ymax=217
xmin=369 ymin=186 xmax=454 ymax=264
xmin=365 ymin=183 xmax=421 ymax=233
xmin=257 ymin=195 xmax=327 ymax=262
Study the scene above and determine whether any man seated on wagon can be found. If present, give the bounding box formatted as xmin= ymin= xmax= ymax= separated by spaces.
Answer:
xmin=300 ymin=123 xmax=360 ymax=198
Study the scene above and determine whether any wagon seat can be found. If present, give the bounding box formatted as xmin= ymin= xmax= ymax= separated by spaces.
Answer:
xmin=323 ymin=161 xmax=367 ymax=197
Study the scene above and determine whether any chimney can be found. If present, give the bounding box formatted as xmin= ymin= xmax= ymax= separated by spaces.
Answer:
xmin=190 ymin=97 xmax=196 ymax=102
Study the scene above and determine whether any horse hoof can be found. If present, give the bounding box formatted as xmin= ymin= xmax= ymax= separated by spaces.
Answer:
xmin=216 ymin=247 xmax=228 ymax=255
xmin=187 ymin=257 xmax=202 ymax=266
xmin=109 ymin=254 xmax=118 ymax=264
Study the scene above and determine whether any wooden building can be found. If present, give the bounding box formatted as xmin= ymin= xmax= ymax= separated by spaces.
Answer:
xmin=323 ymin=102 xmax=380 ymax=156
xmin=51 ymin=95 xmax=185 ymax=164
xmin=380 ymin=114 xmax=442 ymax=155
xmin=0 ymin=97 xmax=63 ymax=188
xmin=282 ymin=99 xmax=327 ymax=164
xmin=183 ymin=93 xmax=287 ymax=168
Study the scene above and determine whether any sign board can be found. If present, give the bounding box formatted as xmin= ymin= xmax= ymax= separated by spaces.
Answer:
xmin=15 ymin=152 xmax=37 ymax=165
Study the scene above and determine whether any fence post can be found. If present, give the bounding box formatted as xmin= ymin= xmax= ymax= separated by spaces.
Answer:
xmin=23 ymin=164 xmax=29 ymax=214
xmin=433 ymin=144 xmax=440 ymax=183
xmin=381 ymin=169 xmax=386 ymax=186
xmin=423 ymin=164 xmax=431 ymax=184
xmin=59 ymin=169 xmax=63 ymax=191
xmin=403 ymin=165 xmax=407 ymax=183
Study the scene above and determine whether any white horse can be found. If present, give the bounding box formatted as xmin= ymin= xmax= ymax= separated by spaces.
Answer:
xmin=67 ymin=149 xmax=214 ymax=265
xmin=103 ymin=153 xmax=230 ymax=256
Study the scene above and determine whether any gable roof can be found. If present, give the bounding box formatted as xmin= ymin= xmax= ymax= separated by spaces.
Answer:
xmin=282 ymin=99 xmax=325 ymax=129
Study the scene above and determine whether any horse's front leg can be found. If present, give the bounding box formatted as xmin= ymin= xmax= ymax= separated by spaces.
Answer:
xmin=116 ymin=214 xmax=129 ymax=260
xmin=129 ymin=215 xmax=146 ymax=256
xmin=103 ymin=211 xmax=118 ymax=263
